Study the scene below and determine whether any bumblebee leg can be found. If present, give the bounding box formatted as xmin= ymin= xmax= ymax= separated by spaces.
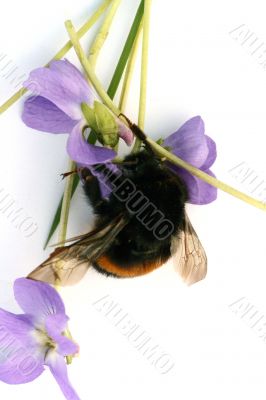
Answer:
xmin=82 ymin=168 xmax=104 ymax=208
xmin=61 ymin=167 xmax=84 ymax=180
xmin=118 ymin=113 xmax=133 ymax=127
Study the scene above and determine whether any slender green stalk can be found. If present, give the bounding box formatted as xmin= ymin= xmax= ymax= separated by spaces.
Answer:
xmin=0 ymin=0 xmax=112 ymax=115
xmin=57 ymin=159 xmax=75 ymax=365
xmin=133 ymin=0 xmax=152 ymax=152
xmin=58 ymin=160 xmax=76 ymax=244
xmin=44 ymin=175 xmax=79 ymax=249
xmin=44 ymin=2 xmax=144 ymax=248
xmin=118 ymin=21 xmax=143 ymax=111
xmin=89 ymin=0 xmax=122 ymax=67
xmin=114 ymin=21 xmax=143 ymax=153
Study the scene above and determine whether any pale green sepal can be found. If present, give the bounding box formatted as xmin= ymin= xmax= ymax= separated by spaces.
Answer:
xmin=81 ymin=103 xmax=98 ymax=132
xmin=94 ymin=101 xmax=119 ymax=147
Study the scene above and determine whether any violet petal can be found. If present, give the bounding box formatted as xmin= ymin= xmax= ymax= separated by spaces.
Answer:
xmin=14 ymin=278 xmax=65 ymax=322
xmin=0 ymin=309 xmax=44 ymax=384
xmin=49 ymin=60 xmax=94 ymax=101
xmin=45 ymin=314 xmax=78 ymax=357
xmin=169 ymin=165 xmax=218 ymax=204
xmin=23 ymin=60 xmax=91 ymax=120
xmin=89 ymin=162 xmax=120 ymax=198
xmin=200 ymin=135 xmax=217 ymax=170
xmin=116 ymin=119 xmax=134 ymax=146
xmin=22 ymin=96 xmax=77 ymax=134
xmin=163 ymin=116 xmax=209 ymax=168
xmin=46 ymin=353 xmax=80 ymax=400
xmin=67 ymin=122 xmax=116 ymax=166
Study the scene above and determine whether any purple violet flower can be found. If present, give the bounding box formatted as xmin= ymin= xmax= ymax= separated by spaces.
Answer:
xmin=22 ymin=59 xmax=134 ymax=165
xmin=163 ymin=116 xmax=217 ymax=205
xmin=0 ymin=278 xmax=80 ymax=400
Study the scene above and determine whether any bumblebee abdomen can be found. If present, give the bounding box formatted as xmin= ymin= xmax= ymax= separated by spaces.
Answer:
xmin=93 ymin=254 xmax=167 ymax=278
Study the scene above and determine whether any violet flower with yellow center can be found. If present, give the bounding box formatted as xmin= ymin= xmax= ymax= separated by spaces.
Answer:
xmin=0 ymin=278 xmax=80 ymax=400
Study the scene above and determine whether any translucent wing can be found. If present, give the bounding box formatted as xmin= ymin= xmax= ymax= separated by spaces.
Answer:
xmin=171 ymin=213 xmax=207 ymax=285
xmin=28 ymin=215 xmax=127 ymax=286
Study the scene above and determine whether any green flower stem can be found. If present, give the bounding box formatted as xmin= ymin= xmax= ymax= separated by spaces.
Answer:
xmin=132 ymin=0 xmax=152 ymax=152
xmin=57 ymin=159 xmax=75 ymax=366
xmin=0 ymin=0 xmax=112 ymax=115
xmin=118 ymin=21 xmax=143 ymax=112
xmin=58 ymin=160 xmax=76 ymax=245
xmin=65 ymin=20 xmax=266 ymax=211
xmin=89 ymin=0 xmax=122 ymax=67
xmin=44 ymin=177 xmax=79 ymax=249
xmin=114 ymin=20 xmax=144 ymax=153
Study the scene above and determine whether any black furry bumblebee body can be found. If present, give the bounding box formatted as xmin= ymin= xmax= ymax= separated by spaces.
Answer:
xmin=84 ymin=150 xmax=188 ymax=277
xmin=28 ymin=122 xmax=207 ymax=286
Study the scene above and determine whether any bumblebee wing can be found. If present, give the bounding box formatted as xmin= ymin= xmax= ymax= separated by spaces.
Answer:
xmin=27 ymin=248 xmax=90 ymax=286
xmin=171 ymin=213 xmax=207 ymax=285
xmin=28 ymin=215 xmax=127 ymax=286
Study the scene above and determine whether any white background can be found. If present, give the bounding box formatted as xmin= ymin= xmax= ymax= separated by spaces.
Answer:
xmin=1 ymin=0 xmax=266 ymax=399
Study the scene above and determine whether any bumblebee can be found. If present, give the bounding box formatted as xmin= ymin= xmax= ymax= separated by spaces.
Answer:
xmin=28 ymin=121 xmax=207 ymax=285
